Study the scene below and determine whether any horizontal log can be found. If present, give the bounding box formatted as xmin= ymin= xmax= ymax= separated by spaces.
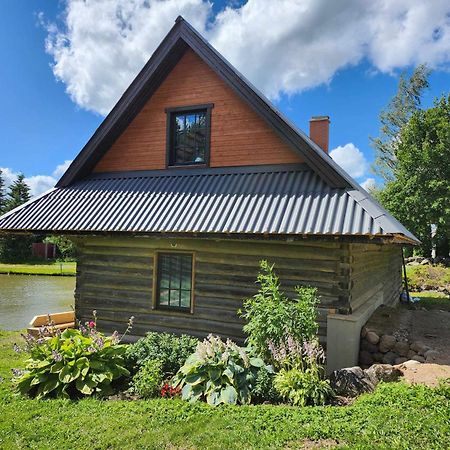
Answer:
xmin=82 ymin=237 xmax=345 ymax=261
xmin=76 ymin=286 xmax=152 ymax=301
xmin=79 ymin=264 xmax=152 ymax=279
xmin=76 ymin=307 xmax=246 ymax=336
xmin=78 ymin=254 xmax=153 ymax=269
xmin=82 ymin=235 xmax=343 ymax=250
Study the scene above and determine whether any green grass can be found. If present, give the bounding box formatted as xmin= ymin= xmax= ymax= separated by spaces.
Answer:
xmin=406 ymin=264 xmax=450 ymax=292
xmin=0 ymin=331 xmax=449 ymax=449
xmin=0 ymin=262 xmax=76 ymax=276
xmin=411 ymin=292 xmax=450 ymax=311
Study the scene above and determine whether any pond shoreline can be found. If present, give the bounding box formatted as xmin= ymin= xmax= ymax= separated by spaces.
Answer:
xmin=0 ymin=262 xmax=76 ymax=277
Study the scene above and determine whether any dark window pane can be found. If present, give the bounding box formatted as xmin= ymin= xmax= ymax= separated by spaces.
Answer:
xmin=171 ymin=110 xmax=207 ymax=165
xmin=180 ymin=290 xmax=191 ymax=308
xmin=157 ymin=253 xmax=193 ymax=310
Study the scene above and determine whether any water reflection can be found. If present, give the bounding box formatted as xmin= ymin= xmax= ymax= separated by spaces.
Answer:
xmin=0 ymin=274 xmax=75 ymax=330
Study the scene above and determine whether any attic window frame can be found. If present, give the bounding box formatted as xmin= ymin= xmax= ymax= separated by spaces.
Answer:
xmin=165 ymin=103 xmax=213 ymax=168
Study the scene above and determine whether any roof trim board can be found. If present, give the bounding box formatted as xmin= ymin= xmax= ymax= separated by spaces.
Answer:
xmin=56 ymin=17 xmax=354 ymax=189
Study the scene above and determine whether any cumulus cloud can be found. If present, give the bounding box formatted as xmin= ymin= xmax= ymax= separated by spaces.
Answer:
xmin=329 ymin=143 xmax=369 ymax=179
xmin=42 ymin=0 xmax=450 ymax=115
xmin=53 ymin=159 xmax=73 ymax=178
xmin=0 ymin=160 xmax=72 ymax=197
xmin=361 ymin=177 xmax=377 ymax=192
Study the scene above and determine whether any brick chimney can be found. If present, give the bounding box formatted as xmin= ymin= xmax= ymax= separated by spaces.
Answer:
xmin=309 ymin=116 xmax=330 ymax=153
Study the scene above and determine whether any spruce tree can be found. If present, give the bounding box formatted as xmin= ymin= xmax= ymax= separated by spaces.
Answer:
xmin=5 ymin=173 xmax=30 ymax=211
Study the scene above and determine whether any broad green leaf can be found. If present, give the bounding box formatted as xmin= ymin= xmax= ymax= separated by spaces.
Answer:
xmin=220 ymin=385 xmax=238 ymax=405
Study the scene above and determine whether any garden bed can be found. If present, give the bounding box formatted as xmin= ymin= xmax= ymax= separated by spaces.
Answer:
xmin=0 ymin=330 xmax=449 ymax=449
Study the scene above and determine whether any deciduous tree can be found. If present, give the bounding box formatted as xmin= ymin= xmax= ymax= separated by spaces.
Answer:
xmin=376 ymin=95 xmax=450 ymax=256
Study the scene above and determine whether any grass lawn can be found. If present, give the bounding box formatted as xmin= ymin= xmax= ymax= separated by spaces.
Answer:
xmin=0 ymin=261 xmax=76 ymax=276
xmin=410 ymin=292 xmax=450 ymax=312
xmin=0 ymin=331 xmax=449 ymax=449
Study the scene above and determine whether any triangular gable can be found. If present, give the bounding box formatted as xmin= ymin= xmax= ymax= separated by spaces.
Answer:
xmin=94 ymin=49 xmax=304 ymax=173
xmin=57 ymin=17 xmax=354 ymax=189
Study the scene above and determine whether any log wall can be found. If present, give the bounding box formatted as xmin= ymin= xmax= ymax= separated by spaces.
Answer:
xmin=74 ymin=236 xmax=403 ymax=346
xmin=74 ymin=236 xmax=353 ymax=345
xmin=348 ymin=244 xmax=402 ymax=312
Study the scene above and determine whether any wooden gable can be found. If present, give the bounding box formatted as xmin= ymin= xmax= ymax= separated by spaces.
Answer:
xmin=94 ymin=49 xmax=302 ymax=173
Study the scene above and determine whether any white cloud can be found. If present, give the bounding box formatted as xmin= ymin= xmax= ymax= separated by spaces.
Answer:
xmin=42 ymin=0 xmax=450 ymax=115
xmin=361 ymin=177 xmax=377 ymax=192
xmin=0 ymin=160 xmax=73 ymax=198
xmin=53 ymin=159 xmax=73 ymax=178
xmin=329 ymin=143 xmax=369 ymax=179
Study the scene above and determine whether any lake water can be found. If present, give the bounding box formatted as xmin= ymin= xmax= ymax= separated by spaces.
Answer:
xmin=0 ymin=274 xmax=76 ymax=330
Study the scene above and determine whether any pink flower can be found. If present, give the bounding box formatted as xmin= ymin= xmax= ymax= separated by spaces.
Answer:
xmin=88 ymin=321 xmax=95 ymax=328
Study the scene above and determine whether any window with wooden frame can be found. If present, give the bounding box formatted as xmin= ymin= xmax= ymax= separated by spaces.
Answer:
xmin=155 ymin=252 xmax=194 ymax=311
xmin=166 ymin=104 xmax=213 ymax=167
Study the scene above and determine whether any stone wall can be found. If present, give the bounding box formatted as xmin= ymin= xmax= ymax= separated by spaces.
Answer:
xmin=359 ymin=326 xmax=439 ymax=368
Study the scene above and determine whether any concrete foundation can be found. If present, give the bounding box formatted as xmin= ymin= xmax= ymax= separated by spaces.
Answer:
xmin=326 ymin=289 xmax=384 ymax=374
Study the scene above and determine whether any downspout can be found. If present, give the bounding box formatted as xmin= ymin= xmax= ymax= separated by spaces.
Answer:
xmin=401 ymin=247 xmax=410 ymax=303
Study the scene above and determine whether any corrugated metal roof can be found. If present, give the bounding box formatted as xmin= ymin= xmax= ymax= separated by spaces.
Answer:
xmin=0 ymin=165 xmax=418 ymax=242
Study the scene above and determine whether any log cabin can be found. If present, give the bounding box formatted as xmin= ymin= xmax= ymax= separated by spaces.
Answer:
xmin=0 ymin=17 xmax=418 ymax=371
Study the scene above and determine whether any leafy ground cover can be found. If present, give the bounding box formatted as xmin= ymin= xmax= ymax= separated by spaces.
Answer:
xmin=0 ymin=261 xmax=76 ymax=276
xmin=406 ymin=264 xmax=450 ymax=292
xmin=1 ymin=330 xmax=449 ymax=449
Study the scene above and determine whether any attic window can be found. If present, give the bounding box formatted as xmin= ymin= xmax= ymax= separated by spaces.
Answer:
xmin=166 ymin=104 xmax=213 ymax=167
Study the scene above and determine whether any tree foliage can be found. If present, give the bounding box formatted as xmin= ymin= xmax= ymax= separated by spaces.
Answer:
xmin=376 ymin=95 xmax=450 ymax=256
xmin=5 ymin=173 xmax=30 ymax=211
xmin=372 ymin=64 xmax=430 ymax=181
xmin=0 ymin=169 xmax=6 ymax=214
xmin=0 ymin=173 xmax=33 ymax=262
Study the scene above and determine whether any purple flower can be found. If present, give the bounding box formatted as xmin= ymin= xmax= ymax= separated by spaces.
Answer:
xmin=94 ymin=336 xmax=104 ymax=349
xmin=87 ymin=346 xmax=97 ymax=353
xmin=11 ymin=368 xmax=24 ymax=377
xmin=52 ymin=350 xmax=63 ymax=362
xmin=13 ymin=343 xmax=21 ymax=353
xmin=111 ymin=331 xmax=120 ymax=344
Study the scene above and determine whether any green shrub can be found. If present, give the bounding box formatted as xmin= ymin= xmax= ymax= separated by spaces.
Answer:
xmin=239 ymin=260 xmax=319 ymax=361
xmin=173 ymin=335 xmax=266 ymax=406
xmin=130 ymin=359 xmax=163 ymax=398
xmin=14 ymin=325 xmax=130 ymax=399
xmin=125 ymin=332 xmax=198 ymax=377
xmin=252 ymin=366 xmax=280 ymax=404
xmin=274 ymin=366 xmax=333 ymax=406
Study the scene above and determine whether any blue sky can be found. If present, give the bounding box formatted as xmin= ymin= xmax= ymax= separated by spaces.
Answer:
xmin=1 ymin=1 xmax=449 ymax=195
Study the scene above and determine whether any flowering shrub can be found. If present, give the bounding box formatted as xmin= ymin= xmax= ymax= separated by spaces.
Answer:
xmin=239 ymin=260 xmax=319 ymax=361
xmin=13 ymin=314 xmax=132 ymax=399
xmin=160 ymin=383 xmax=181 ymax=399
xmin=130 ymin=359 xmax=163 ymax=398
xmin=125 ymin=332 xmax=198 ymax=377
xmin=270 ymin=336 xmax=333 ymax=406
xmin=172 ymin=335 xmax=266 ymax=406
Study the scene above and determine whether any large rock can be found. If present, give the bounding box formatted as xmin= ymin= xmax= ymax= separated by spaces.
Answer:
xmin=394 ymin=341 xmax=410 ymax=357
xmin=373 ymin=352 xmax=384 ymax=362
xmin=424 ymin=350 xmax=439 ymax=362
xmin=395 ymin=357 xmax=408 ymax=365
xmin=412 ymin=355 xmax=425 ymax=363
xmin=407 ymin=349 xmax=417 ymax=359
xmin=329 ymin=367 xmax=375 ymax=397
xmin=382 ymin=351 xmax=397 ymax=365
xmin=410 ymin=341 xmax=430 ymax=355
xmin=365 ymin=364 xmax=402 ymax=386
xmin=359 ymin=350 xmax=374 ymax=366
xmin=361 ymin=340 xmax=379 ymax=353
xmin=366 ymin=331 xmax=380 ymax=345
xmin=379 ymin=335 xmax=396 ymax=353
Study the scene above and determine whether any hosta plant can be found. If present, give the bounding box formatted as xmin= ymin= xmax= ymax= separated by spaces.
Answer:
xmin=172 ymin=335 xmax=266 ymax=406
xmin=13 ymin=315 xmax=131 ymax=399
xmin=270 ymin=336 xmax=333 ymax=406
